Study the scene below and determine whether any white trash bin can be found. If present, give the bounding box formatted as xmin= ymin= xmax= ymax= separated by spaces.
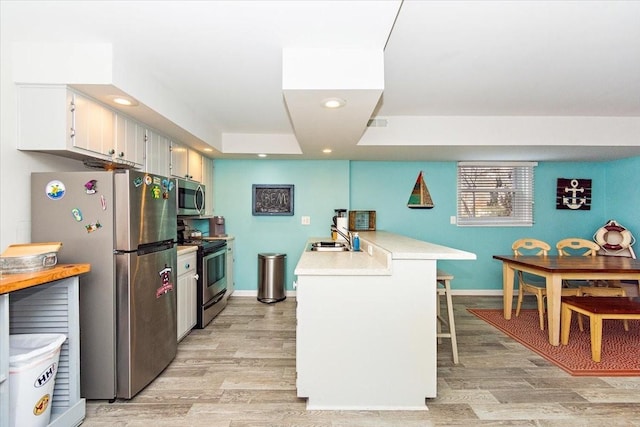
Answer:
xmin=9 ymin=333 xmax=67 ymax=427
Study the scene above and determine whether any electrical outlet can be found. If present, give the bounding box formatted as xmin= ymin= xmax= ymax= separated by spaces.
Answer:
xmin=450 ymin=216 xmax=456 ymax=225
xmin=301 ymin=216 xmax=311 ymax=225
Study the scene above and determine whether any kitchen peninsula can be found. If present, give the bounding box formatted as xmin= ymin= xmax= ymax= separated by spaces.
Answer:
xmin=294 ymin=231 xmax=476 ymax=410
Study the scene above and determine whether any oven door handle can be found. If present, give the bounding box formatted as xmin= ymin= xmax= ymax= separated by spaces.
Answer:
xmin=203 ymin=289 xmax=227 ymax=309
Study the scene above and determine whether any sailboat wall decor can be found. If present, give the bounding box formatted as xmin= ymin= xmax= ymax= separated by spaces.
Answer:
xmin=407 ymin=171 xmax=434 ymax=209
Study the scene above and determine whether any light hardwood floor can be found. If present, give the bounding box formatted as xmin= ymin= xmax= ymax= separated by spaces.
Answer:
xmin=83 ymin=296 xmax=640 ymax=426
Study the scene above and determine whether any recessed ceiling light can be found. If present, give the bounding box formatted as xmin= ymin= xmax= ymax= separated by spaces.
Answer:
xmin=321 ymin=98 xmax=346 ymax=109
xmin=108 ymin=95 xmax=139 ymax=107
xmin=258 ymin=153 xmax=267 ymax=158
xmin=322 ymin=148 xmax=332 ymax=154
xmin=203 ymin=148 xmax=213 ymax=152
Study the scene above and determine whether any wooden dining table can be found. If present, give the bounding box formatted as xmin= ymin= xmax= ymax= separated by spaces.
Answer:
xmin=493 ymin=254 xmax=640 ymax=346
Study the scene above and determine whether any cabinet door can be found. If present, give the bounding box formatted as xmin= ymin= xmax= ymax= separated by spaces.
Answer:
xmin=71 ymin=92 xmax=115 ymax=157
xmin=115 ymin=114 xmax=145 ymax=167
xmin=146 ymin=130 xmax=171 ymax=177
xmin=177 ymin=272 xmax=190 ymax=341
xmin=177 ymin=252 xmax=197 ymax=341
xmin=188 ymin=150 xmax=203 ymax=183
xmin=170 ymin=141 xmax=189 ymax=179
xmin=201 ymin=157 xmax=214 ymax=215
xmin=226 ymin=239 xmax=235 ymax=296
xmin=186 ymin=272 xmax=197 ymax=332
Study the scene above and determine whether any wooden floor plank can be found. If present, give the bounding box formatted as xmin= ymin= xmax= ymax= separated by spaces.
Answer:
xmin=82 ymin=295 xmax=640 ymax=426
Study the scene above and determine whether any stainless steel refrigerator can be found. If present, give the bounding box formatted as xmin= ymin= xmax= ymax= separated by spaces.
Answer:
xmin=31 ymin=169 xmax=177 ymax=399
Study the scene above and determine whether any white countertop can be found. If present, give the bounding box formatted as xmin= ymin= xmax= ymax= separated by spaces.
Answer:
xmin=295 ymin=240 xmax=391 ymax=276
xmin=294 ymin=231 xmax=476 ymax=276
xmin=177 ymin=245 xmax=198 ymax=255
xmin=358 ymin=231 xmax=477 ymax=260
xmin=202 ymin=235 xmax=235 ymax=241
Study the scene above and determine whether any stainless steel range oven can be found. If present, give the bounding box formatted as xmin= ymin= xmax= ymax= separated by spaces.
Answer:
xmin=179 ymin=237 xmax=228 ymax=328
xmin=197 ymin=240 xmax=227 ymax=328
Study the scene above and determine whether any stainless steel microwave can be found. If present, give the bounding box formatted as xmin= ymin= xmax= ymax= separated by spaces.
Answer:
xmin=176 ymin=178 xmax=205 ymax=216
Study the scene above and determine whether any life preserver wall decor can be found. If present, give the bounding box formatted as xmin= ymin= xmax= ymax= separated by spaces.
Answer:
xmin=593 ymin=219 xmax=636 ymax=258
xmin=556 ymin=178 xmax=591 ymax=210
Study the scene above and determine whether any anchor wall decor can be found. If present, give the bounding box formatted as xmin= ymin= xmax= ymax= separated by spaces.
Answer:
xmin=556 ymin=178 xmax=591 ymax=210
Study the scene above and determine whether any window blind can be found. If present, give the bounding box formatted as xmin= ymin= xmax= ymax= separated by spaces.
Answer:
xmin=457 ymin=162 xmax=536 ymax=227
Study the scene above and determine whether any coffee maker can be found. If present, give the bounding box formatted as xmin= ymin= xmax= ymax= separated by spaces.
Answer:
xmin=210 ymin=216 xmax=227 ymax=237
xmin=177 ymin=219 xmax=189 ymax=243
xmin=332 ymin=209 xmax=348 ymax=241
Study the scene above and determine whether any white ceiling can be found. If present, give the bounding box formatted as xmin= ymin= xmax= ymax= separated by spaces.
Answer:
xmin=2 ymin=1 xmax=640 ymax=162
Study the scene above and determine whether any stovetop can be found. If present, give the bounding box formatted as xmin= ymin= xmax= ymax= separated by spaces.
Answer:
xmin=179 ymin=238 xmax=226 ymax=253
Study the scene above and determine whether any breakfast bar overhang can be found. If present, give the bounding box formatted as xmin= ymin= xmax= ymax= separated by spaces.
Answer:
xmin=294 ymin=231 xmax=476 ymax=410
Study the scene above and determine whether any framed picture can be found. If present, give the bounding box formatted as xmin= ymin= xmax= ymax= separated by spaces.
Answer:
xmin=556 ymin=178 xmax=591 ymax=210
xmin=252 ymin=184 xmax=294 ymax=216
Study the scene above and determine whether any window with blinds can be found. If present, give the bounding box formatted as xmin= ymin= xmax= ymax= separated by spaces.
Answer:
xmin=457 ymin=162 xmax=537 ymax=226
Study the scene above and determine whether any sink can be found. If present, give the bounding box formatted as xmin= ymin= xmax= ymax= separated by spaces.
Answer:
xmin=308 ymin=241 xmax=349 ymax=252
xmin=310 ymin=246 xmax=350 ymax=252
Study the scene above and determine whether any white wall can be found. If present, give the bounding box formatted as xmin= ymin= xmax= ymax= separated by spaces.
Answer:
xmin=0 ymin=40 xmax=84 ymax=252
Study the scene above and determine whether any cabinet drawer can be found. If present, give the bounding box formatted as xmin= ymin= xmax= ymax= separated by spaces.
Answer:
xmin=177 ymin=253 xmax=197 ymax=276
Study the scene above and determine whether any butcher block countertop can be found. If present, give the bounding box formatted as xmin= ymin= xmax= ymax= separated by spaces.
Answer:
xmin=0 ymin=263 xmax=91 ymax=294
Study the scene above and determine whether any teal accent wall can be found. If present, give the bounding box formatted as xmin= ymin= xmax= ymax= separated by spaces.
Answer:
xmin=214 ymin=157 xmax=639 ymax=292
xmin=350 ymin=161 xmax=608 ymax=290
xmin=213 ymin=160 xmax=350 ymax=292
xmin=603 ymin=156 xmax=640 ymax=234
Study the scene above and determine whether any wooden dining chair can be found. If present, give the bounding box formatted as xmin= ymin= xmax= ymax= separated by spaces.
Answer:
xmin=556 ymin=238 xmax=600 ymax=257
xmin=513 ymin=238 xmax=552 ymax=330
xmin=556 ymin=238 xmax=602 ymax=289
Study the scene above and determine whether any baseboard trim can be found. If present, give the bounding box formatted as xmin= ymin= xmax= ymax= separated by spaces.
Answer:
xmin=230 ymin=289 xmax=505 ymax=298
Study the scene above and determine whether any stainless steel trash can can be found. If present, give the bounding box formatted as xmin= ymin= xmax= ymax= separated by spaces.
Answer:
xmin=257 ymin=253 xmax=286 ymax=303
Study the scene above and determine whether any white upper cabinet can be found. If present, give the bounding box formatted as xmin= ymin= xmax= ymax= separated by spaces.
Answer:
xmin=170 ymin=140 xmax=189 ymax=179
xmin=146 ymin=129 xmax=171 ymax=177
xmin=201 ymin=157 xmax=214 ymax=215
xmin=71 ymin=91 xmax=115 ymax=157
xmin=170 ymin=141 xmax=203 ymax=183
xmin=17 ymin=85 xmax=148 ymax=168
xmin=17 ymin=84 xmax=202 ymax=180
xmin=18 ymin=85 xmax=117 ymax=162
xmin=114 ymin=114 xmax=146 ymax=168
xmin=188 ymin=149 xmax=203 ymax=183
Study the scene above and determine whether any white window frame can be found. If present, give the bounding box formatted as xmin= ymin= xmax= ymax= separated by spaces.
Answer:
xmin=457 ymin=161 xmax=537 ymax=227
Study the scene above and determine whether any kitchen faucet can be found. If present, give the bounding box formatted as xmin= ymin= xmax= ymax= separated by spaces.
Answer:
xmin=331 ymin=225 xmax=353 ymax=251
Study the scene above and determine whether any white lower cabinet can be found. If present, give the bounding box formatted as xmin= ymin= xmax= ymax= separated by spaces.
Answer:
xmin=226 ymin=238 xmax=235 ymax=297
xmin=177 ymin=250 xmax=198 ymax=342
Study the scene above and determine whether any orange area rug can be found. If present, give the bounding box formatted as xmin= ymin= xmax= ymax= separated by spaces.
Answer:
xmin=468 ymin=308 xmax=640 ymax=376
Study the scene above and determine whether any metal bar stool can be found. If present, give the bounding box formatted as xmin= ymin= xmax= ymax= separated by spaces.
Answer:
xmin=436 ymin=269 xmax=459 ymax=364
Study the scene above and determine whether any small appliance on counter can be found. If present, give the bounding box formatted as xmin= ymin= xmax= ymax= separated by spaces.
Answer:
xmin=332 ymin=209 xmax=348 ymax=242
xmin=210 ymin=216 xmax=227 ymax=237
